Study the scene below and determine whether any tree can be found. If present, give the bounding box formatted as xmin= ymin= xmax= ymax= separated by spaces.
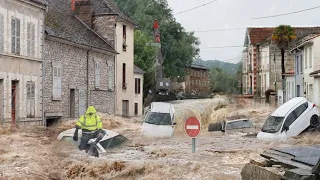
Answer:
xmin=134 ymin=30 xmax=157 ymax=92
xmin=272 ymin=25 xmax=296 ymax=89
xmin=114 ymin=0 xmax=200 ymax=80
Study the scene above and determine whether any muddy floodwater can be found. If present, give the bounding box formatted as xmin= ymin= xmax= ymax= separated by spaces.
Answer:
xmin=0 ymin=97 xmax=315 ymax=179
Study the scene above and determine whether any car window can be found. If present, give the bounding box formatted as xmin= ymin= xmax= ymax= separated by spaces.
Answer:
xmin=226 ymin=120 xmax=253 ymax=130
xmin=294 ymin=102 xmax=308 ymax=118
xmin=283 ymin=110 xmax=296 ymax=129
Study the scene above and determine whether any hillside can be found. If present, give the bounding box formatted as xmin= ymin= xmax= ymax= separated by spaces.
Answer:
xmin=193 ymin=60 xmax=240 ymax=74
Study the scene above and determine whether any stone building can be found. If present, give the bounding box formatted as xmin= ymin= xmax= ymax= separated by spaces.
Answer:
xmin=185 ymin=64 xmax=210 ymax=94
xmin=43 ymin=0 xmax=117 ymax=125
xmin=133 ymin=65 xmax=144 ymax=116
xmin=0 ymin=0 xmax=47 ymax=126
xmin=90 ymin=0 xmax=144 ymax=117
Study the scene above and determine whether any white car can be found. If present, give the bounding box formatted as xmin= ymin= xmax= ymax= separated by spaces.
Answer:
xmin=257 ymin=97 xmax=320 ymax=140
xmin=142 ymin=102 xmax=176 ymax=137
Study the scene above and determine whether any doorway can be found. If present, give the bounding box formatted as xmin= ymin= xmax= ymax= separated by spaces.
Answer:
xmin=134 ymin=103 xmax=138 ymax=116
xmin=79 ymin=90 xmax=86 ymax=117
xmin=122 ymin=100 xmax=129 ymax=117
xmin=0 ymin=79 xmax=3 ymax=124
xmin=70 ymin=89 xmax=75 ymax=118
xmin=11 ymin=81 xmax=19 ymax=129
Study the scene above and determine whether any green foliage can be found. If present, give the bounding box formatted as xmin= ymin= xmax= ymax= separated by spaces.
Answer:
xmin=134 ymin=30 xmax=156 ymax=91
xmin=209 ymin=66 xmax=241 ymax=94
xmin=193 ymin=60 xmax=240 ymax=74
xmin=272 ymin=25 xmax=296 ymax=50
xmin=114 ymin=0 xmax=200 ymax=83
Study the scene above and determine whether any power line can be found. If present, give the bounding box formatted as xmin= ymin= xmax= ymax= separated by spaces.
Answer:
xmin=252 ymin=5 xmax=320 ymax=19
xmin=173 ymin=0 xmax=218 ymax=15
xmin=193 ymin=28 xmax=246 ymax=33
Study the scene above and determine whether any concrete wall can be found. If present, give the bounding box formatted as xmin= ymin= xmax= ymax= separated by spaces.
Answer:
xmin=43 ymin=39 xmax=115 ymax=119
xmin=114 ymin=21 xmax=135 ymax=116
xmin=286 ymin=76 xmax=295 ymax=102
xmin=0 ymin=0 xmax=45 ymax=125
xmin=303 ymin=44 xmax=314 ymax=100
xmin=259 ymin=45 xmax=270 ymax=97
xmin=293 ymin=49 xmax=304 ymax=97
xmin=133 ymin=73 xmax=143 ymax=116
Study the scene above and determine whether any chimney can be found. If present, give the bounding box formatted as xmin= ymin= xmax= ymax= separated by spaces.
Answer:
xmin=74 ymin=0 xmax=92 ymax=28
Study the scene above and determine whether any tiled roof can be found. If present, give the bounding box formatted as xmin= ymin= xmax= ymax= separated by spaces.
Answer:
xmin=134 ymin=65 xmax=145 ymax=74
xmin=247 ymin=27 xmax=275 ymax=45
xmin=91 ymin=0 xmax=135 ymax=25
xmin=44 ymin=0 xmax=116 ymax=53
xmin=29 ymin=0 xmax=48 ymax=6
xmin=190 ymin=64 xmax=208 ymax=70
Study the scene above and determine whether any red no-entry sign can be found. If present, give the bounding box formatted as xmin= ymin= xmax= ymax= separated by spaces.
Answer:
xmin=185 ymin=117 xmax=201 ymax=138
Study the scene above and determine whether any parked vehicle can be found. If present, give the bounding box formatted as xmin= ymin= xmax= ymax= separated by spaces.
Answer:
xmin=257 ymin=97 xmax=320 ymax=140
xmin=142 ymin=102 xmax=176 ymax=137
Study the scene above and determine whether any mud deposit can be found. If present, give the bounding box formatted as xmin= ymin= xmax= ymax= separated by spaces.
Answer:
xmin=0 ymin=98 xmax=314 ymax=179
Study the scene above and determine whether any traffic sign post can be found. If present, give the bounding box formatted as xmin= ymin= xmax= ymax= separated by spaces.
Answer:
xmin=185 ymin=117 xmax=201 ymax=153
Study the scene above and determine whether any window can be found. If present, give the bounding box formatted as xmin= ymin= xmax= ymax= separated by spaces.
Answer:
xmin=11 ymin=17 xmax=20 ymax=55
xmin=27 ymin=22 xmax=35 ymax=57
xmin=300 ymin=54 xmax=303 ymax=73
xmin=295 ymin=102 xmax=308 ymax=118
xmin=283 ymin=102 xmax=308 ymax=130
xmin=123 ymin=25 xmax=127 ymax=51
xmin=53 ymin=66 xmax=62 ymax=100
xmin=108 ymin=65 xmax=114 ymax=91
xmin=283 ymin=111 xmax=296 ymax=131
xmin=296 ymin=55 xmax=299 ymax=74
xmin=95 ymin=62 xmax=100 ymax=88
xmin=122 ymin=63 xmax=126 ymax=89
xmin=309 ymin=47 xmax=312 ymax=68
xmin=0 ymin=13 xmax=3 ymax=52
xmin=135 ymin=78 xmax=141 ymax=94
xmin=305 ymin=48 xmax=308 ymax=69
xmin=26 ymin=82 xmax=35 ymax=118
xmin=134 ymin=103 xmax=138 ymax=115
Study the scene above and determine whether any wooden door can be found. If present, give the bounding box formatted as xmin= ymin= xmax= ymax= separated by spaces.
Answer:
xmin=70 ymin=89 xmax=75 ymax=118
xmin=122 ymin=100 xmax=129 ymax=116
xmin=11 ymin=84 xmax=16 ymax=126
xmin=79 ymin=90 xmax=86 ymax=117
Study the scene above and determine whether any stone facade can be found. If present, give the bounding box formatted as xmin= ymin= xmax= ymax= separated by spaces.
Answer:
xmin=0 ymin=0 xmax=46 ymax=126
xmin=93 ymin=15 xmax=117 ymax=47
xmin=43 ymin=38 xmax=115 ymax=121
xmin=185 ymin=65 xmax=210 ymax=94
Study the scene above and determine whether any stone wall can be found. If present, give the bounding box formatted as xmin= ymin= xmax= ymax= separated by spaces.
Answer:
xmin=43 ymin=39 xmax=115 ymax=119
xmin=93 ymin=15 xmax=117 ymax=47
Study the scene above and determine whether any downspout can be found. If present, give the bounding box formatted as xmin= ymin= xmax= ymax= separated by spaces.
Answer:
xmin=256 ymin=44 xmax=260 ymax=98
xmin=42 ymin=7 xmax=47 ymax=127
xmin=87 ymin=47 xmax=92 ymax=108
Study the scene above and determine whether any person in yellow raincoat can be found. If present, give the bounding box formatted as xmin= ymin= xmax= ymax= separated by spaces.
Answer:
xmin=73 ymin=106 xmax=106 ymax=151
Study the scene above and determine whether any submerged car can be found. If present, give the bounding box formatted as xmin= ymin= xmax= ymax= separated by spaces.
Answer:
xmin=208 ymin=115 xmax=257 ymax=136
xmin=257 ymin=97 xmax=320 ymax=140
xmin=142 ymin=102 xmax=176 ymax=137
xmin=57 ymin=128 xmax=128 ymax=155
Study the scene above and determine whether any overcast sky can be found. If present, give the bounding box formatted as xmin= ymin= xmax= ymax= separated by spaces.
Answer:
xmin=166 ymin=0 xmax=320 ymax=63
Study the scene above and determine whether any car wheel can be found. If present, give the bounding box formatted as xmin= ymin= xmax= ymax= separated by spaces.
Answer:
xmin=310 ymin=115 xmax=320 ymax=128
xmin=208 ymin=123 xmax=222 ymax=132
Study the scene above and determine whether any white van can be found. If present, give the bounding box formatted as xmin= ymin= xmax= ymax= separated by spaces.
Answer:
xmin=257 ymin=97 xmax=320 ymax=140
xmin=142 ymin=102 xmax=176 ymax=137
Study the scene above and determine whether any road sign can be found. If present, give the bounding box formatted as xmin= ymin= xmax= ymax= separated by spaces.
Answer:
xmin=185 ymin=117 xmax=201 ymax=138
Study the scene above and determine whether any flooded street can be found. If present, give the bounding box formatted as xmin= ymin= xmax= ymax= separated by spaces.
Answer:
xmin=0 ymin=97 xmax=311 ymax=179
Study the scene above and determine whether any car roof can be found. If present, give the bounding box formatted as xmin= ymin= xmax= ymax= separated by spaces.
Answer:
xmin=150 ymin=102 xmax=174 ymax=113
xmin=226 ymin=119 xmax=251 ymax=123
xmin=271 ymin=97 xmax=307 ymax=117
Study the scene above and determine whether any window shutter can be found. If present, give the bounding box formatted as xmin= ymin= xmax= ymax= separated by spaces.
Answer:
xmin=16 ymin=18 xmax=20 ymax=55
xmin=53 ymin=67 xmax=57 ymax=99
xmin=0 ymin=13 xmax=3 ymax=52
xmin=31 ymin=23 xmax=35 ymax=57
xmin=95 ymin=62 xmax=100 ymax=88
xmin=26 ymin=83 xmax=31 ymax=117
xmin=27 ymin=23 xmax=31 ymax=56
xmin=11 ymin=17 xmax=16 ymax=54
xmin=108 ymin=65 xmax=114 ymax=91
xmin=31 ymin=83 xmax=35 ymax=117
xmin=57 ymin=67 xmax=62 ymax=98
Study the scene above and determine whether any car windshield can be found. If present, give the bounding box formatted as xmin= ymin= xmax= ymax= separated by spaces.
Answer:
xmin=144 ymin=112 xmax=172 ymax=125
xmin=225 ymin=120 xmax=253 ymax=130
xmin=261 ymin=116 xmax=284 ymax=133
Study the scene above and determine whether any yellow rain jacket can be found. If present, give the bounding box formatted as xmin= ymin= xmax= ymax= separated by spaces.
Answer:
xmin=76 ymin=106 xmax=102 ymax=131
